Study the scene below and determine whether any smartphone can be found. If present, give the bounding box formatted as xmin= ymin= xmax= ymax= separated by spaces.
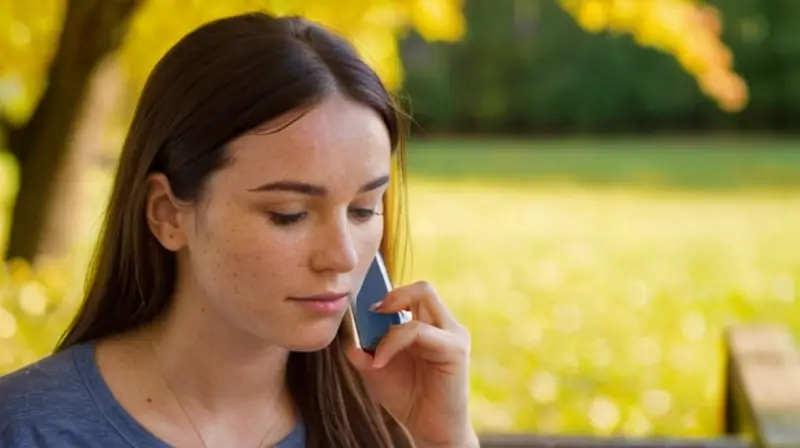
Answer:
xmin=350 ymin=254 xmax=412 ymax=353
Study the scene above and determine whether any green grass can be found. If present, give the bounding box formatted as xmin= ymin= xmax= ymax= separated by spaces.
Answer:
xmin=405 ymin=137 xmax=800 ymax=189
xmin=3 ymin=137 xmax=800 ymax=438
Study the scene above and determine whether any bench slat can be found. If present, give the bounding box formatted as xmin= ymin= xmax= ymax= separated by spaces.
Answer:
xmin=724 ymin=325 xmax=800 ymax=448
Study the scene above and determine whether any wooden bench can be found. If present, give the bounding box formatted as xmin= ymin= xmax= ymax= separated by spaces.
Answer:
xmin=478 ymin=434 xmax=749 ymax=447
xmin=723 ymin=325 xmax=800 ymax=448
xmin=477 ymin=325 xmax=800 ymax=448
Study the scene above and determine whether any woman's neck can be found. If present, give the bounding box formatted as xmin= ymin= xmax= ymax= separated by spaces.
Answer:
xmin=140 ymin=288 xmax=292 ymax=415
xmin=94 ymin=288 xmax=298 ymax=446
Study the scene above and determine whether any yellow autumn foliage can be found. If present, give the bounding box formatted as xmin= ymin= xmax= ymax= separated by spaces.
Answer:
xmin=0 ymin=0 xmax=747 ymax=127
xmin=559 ymin=0 xmax=749 ymax=112
xmin=0 ymin=0 xmax=464 ymax=127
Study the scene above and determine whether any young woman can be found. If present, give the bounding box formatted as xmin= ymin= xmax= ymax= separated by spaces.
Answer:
xmin=0 ymin=12 xmax=476 ymax=448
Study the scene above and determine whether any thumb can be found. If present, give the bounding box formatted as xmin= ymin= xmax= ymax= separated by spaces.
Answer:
xmin=344 ymin=344 xmax=376 ymax=373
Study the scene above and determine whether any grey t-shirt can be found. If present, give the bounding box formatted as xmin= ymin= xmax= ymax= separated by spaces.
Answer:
xmin=0 ymin=343 xmax=305 ymax=447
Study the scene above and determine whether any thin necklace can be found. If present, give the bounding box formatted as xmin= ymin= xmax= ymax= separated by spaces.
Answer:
xmin=148 ymin=337 xmax=276 ymax=448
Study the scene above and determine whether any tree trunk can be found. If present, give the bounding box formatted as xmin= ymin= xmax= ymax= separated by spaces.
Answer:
xmin=2 ymin=0 xmax=141 ymax=262
xmin=38 ymin=59 xmax=123 ymax=259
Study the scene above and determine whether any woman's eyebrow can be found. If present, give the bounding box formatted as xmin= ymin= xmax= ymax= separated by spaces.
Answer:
xmin=247 ymin=174 xmax=390 ymax=196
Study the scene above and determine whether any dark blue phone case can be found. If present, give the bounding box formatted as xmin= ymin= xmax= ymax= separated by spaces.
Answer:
xmin=352 ymin=255 xmax=407 ymax=353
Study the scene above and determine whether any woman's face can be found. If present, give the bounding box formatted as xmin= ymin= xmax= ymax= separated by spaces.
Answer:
xmin=176 ymin=94 xmax=392 ymax=351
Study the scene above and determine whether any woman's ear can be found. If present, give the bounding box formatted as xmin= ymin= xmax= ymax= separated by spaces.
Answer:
xmin=145 ymin=173 xmax=189 ymax=252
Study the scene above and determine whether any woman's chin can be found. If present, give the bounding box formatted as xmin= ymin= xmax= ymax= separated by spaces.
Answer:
xmin=281 ymin=322 xmax=342 ymax=352
xmin=285 ymin=337 xmax=338 ymax=352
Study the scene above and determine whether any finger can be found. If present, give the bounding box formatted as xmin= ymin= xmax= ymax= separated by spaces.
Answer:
xmin=371 ymin=281 xmax=457 ymax=330
xmin=372 ymin=320 xmax=466 ymax=369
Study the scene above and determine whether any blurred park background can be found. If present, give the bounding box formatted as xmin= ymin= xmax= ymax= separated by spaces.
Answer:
xmin=1 ymin=0 xmax=800 ymax=440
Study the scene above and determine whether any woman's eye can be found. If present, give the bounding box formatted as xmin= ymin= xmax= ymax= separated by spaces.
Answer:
xmin=349 ymin=207 xmax=382 ymax=222
xmin=268 ymin=212 xmax=307 ymax=226
xmin=268 ymin=208 xmax=381 ymax=226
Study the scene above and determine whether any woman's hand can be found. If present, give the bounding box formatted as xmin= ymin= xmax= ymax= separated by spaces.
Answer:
xmin=345 ymin=281 xmax=478 ymax=447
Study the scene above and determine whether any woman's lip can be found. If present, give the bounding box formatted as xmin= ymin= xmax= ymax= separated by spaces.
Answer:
xmin=290 ymin=292 xmax=350 ymax=302
xmin=289 ymin=294 xmax=349 ymax=314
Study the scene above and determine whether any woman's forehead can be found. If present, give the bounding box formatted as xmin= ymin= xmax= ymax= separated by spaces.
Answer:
xmin=221 ymin=95 xmax=392 ymax=188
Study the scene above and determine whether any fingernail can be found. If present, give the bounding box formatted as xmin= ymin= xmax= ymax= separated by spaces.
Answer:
xmin=369 ymin=301 xmax=383 ymax=311
xmin=372 ymin=358 xmax=385 ymax=369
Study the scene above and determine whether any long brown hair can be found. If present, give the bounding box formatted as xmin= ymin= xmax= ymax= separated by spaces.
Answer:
xmin=56 ymin=12 xmax=412 ymax=448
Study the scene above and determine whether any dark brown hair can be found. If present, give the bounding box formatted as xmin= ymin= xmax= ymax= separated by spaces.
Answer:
xmin=56 ymin=12 xmax=412 ymax=448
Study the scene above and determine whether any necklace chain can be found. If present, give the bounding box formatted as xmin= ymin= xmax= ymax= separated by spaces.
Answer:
xmin=148 ymin=337 xmax=275 ymax=448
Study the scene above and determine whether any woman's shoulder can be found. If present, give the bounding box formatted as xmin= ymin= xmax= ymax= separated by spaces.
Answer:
xmin=0 ymin=343 xmax=116 ymax=444
xmin=0 ymin=344 xmax=91 ymax=412
xmin=0 ymin=344 xmax=306 ymax=447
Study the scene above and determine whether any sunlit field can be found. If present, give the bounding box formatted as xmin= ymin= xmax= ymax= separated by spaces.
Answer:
xmin=403 ymin=138 xmax=800 ymax=437
xmin=407 ymin=180 xmax=800 ymax=436
xmin=2 ymin=138 xmax=800 ymax=437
